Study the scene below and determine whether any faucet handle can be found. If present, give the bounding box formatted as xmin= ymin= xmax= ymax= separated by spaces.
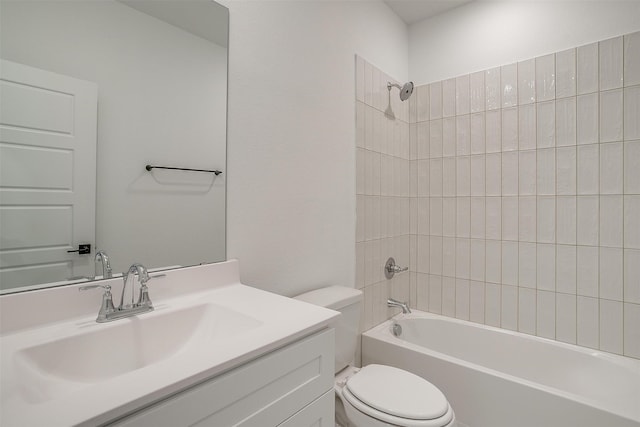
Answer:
xmin=79 ymin=284 xmax=116 ymax=322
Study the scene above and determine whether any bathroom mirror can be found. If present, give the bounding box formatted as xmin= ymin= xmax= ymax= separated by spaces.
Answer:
xmin=0 ymin=0 xmax=228 ymax=293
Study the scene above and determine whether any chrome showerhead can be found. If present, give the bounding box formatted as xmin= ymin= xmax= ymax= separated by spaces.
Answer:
xmin=387 ymin=81 xmax=414 ymax=101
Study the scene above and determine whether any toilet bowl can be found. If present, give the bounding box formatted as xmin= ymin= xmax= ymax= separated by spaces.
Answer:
xmin=293 ymin=286 xmax=456 ymax=427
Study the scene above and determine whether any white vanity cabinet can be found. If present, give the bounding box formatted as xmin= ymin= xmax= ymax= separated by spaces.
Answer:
xmin=107 ymin=328 xmax=335 ymax=427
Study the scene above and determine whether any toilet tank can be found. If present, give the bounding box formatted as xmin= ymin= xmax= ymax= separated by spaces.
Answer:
xmin=294 ymin=286 xmax=362 ymax=373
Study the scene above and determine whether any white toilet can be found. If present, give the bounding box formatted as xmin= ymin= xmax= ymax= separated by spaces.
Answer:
xmin=294 ymin=286 xmax=456 ymax=427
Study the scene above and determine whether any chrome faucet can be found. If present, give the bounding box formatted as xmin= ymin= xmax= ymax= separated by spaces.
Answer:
xmin=387 ymin=298 xmax=411 ymax=314
xmin=80 ymin=262 xmax=155 ymax=322
xmin=95 ymin=250 xmax=112 ymax=279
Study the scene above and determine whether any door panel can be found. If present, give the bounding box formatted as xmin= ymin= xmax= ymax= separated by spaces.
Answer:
xmin=0 ymin=59 xmax=97 ymax=290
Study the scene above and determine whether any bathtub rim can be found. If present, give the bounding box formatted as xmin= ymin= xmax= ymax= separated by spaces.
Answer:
xmin=362 ymin=310 xmax=640 ymax=424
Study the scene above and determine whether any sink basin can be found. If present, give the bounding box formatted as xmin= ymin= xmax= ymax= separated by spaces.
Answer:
xmin=13 ymin=302 xmax=262 ymax=403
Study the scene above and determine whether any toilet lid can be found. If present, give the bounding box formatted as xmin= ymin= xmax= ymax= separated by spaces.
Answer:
xmin=345 ymin=364 xmax=449 ymax=420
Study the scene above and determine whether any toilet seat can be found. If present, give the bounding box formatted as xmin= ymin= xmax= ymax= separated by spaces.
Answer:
xmin=341 ymin=364 xmax=454 ymax=427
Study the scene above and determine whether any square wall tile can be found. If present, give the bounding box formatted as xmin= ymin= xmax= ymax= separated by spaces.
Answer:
xmin=556 ymin=245 xmax=577 ymax=294
xmin=470 ymin=197 xmax=486 ymax=239
xmin=600 ymin=195 xmax=623 ymax=248
xmin=600 ymin=142 xmax=623 ymax=194
xmin=577 ymin=296 xmax=599 ymax=349
xmin=577 ymin=93 xmax=599 ymax=145
xmin=416 ymin=84 xmax=430 ymax=122
xmin=624 ymin=303 xmax=640 ymax=358
xmin=430 ymin=81 xmax=443 ymax=120
xmin=501 ymin=63 xmax=518 ymax=107
xmin=519 ymin=150 xmax=537 ymax=196
xmin=443 ymin=237 xmax=456 ymax=277
xmin=456 ymin=197 xmax=470 ymax=237
xmin=600 ymin=89 xmax=623 ymax=143
xmin=577 ymin=42 xmax=598 ymax=95
xmin=624 ymin=141 xmax=640 ymax=194
xmin=502 ymin=107 xmax=519 ymax=151
xmin=443 ymin=78 xmax=456 ymax=118
xmin=518 ymin=287 xmax=536 ymax=335
xmin=556 ymin=97 xmax=576 ymax=147
xmin=457 ymin=115 xmax=471 ymax=156
xmin=455 ymin=279 xmax=470 ymax=320
xmin=430 ymin=119 xmax=443 ymax=158
xmin=470 ymin=113 xmax=486 ymax=154
xmin=624 ymin=86 xmax=640 ymax=140
xmin=556 ymin=146 xmax=577 ymax=195
xmin=537 ymin=196 xmax=556 ymax=243
xmin=624 ymin=31 xmax=640 ymax=86
xmin=470 ymin=71 xmax=485 ymax=113
xmin=536 ymin=54 xmax=556 ymax=102
xmin=486 ymin=153 xmax=502 ymax=196
xmin=486 ymin=110 xmax=502 ymax=153
xmin=502 ymin=241 xmax=519 ymax=285
xmin=486 ymin=239 xmax=502 ymax=284
xmin=624 ymin=195 xmax=640 ymax=249
xmin=502 ymin=196 xmax=519 ymax=241
xmin=518 ymin=59 xmax=536 ymax=105
xmin=556 ymin=48 xmax=576 ymax=98
xmin=470 ymin=239 xmax=485 ymax=281
xmin=577 ymin=195 xmax=599 ymax=246
xmin=556 ymin=293 xmax=577 ymax=344
xmin=599 ymin=36 xmax=623 ymax=91
xmin=501 ymin=285 xmax=518 ymax=330
xmin=537 ymin=148 xmax=556 ymax=196
xmin=485 ymin=283 xmax=501 ymax=326
xmin=537 ymin=243 xmax=556 ymax=291
xmin=443 ymin=158 xmax=456 ymax=197
xmin=519 ymin=104 xmax=537 ymax=150
xmin=599 ymin=299 xmax=623 ymax=354
xmin=456 ymin=75 xmax=470 ymax=116
xmin=537 ymin=101 xmax=556 ymax=148
xmin=537 ymin=290 xmax=556 ymax=339
xmin=486 ymin=67 xmax=501 ymax=110
xmin=429 ymin=275 xmax=443 ymax=314
xmin=577 ymin=246 xmax=599 ymax=297
xmin=442 ymin=277 xmax=456 ymax=317
xmin=599 ymin=247 xmax=623 ymax=301
xmin=518 ymin=196 xmax=536 ymax=242
xmin=443 ymin=117 xmax=456 ymax=157
xmin=625 ymin=249 xmax=640 ymax=304
xmin=518 ymin=242 xmax=537 ymax=288
xmin=502 ymin=151 xmax=519 ymax=196
xmin=486 ymin=197 xmax=502 ymax=240
xmin=470 ymin=155 xmax=486 ymax=196
xmin=576 ymin=144 xmax=599 ymax=195
xmin=469 ymin=280 xmax=485 ymax=323
xmin=557 ymin=196 xmax=577 ymax=244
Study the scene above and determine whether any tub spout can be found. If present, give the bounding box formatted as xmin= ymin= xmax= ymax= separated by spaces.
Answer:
xmin=387 ymin=298 xmax=411 ymax=314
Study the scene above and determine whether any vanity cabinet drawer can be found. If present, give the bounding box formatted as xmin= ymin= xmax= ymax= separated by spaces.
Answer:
xmin=278 ymin=390 xmax=334 ymax=427
xmin=108 ymin=328 xmax=334 ymax=427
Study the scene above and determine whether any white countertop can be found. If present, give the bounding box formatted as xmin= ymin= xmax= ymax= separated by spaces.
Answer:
xmin=0 ymin=260 xmax=338 ymax=427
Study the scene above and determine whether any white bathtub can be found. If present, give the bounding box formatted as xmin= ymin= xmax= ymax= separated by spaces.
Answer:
xmin=362 ymin=311 xmax=640 ymax=427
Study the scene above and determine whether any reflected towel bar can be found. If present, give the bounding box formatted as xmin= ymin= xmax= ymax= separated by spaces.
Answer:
xmin=145 ymin=165 xmax=222 ymax=175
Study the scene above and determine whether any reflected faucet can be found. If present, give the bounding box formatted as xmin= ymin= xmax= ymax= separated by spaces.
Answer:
xmin=95 ymin=250 xmax=112 ymax=279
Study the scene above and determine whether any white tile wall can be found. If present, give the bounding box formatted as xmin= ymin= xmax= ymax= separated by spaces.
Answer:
xmin=356 ymin=33 xmax=640 ymax=360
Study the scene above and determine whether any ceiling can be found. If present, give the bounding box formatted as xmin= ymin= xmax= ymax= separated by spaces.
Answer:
xmin=384 ymin=0 xmax=474 ymax=25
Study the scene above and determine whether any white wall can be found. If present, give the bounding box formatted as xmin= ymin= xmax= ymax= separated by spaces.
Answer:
xmin=409 ymin=1 xmax=640 ymax=84
xmin=1 ymin=1 xmax=227 ymax=275
xmin=224 ymin=0 xmax=408 ymax=296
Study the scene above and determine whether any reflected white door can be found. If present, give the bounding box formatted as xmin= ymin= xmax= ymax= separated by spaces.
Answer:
xmin=0 ymin=59 xmax=98 ymax=290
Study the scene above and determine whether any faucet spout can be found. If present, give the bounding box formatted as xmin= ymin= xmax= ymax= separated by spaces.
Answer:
xmin=120 ymin=263 xmax=149 ymax=310
xmin=387 ymin=298 xmax=411 ymax=314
